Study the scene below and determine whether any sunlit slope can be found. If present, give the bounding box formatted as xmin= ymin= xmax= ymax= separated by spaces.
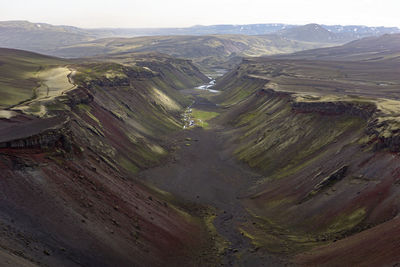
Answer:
xmin=0 ymin=48 xmax=69 ymax=109
xmin=0 ymin=48 xmax=208 ymax=117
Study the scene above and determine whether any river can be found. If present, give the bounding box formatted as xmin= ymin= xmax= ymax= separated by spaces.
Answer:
xmin=194 ymin=69 xmax=227 ymax=93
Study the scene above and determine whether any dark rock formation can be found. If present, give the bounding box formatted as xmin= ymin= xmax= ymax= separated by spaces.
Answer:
xmin=291 ymin=101 xmax=376 ymax=120
xmin=301 ymin=166 xmax=349 ymax=203
xmin=257 ymin=88 xmax=291 ymax=98
xmin=0 ymin=115 xmax=68 ymax=148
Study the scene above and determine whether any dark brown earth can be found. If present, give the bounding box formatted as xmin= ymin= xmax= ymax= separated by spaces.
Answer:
xmin=139 ymin=93 xmax=288 ymax=266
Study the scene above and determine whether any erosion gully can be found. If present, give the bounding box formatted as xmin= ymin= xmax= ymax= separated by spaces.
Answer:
xmin=139 ymin=84 xmax=289 ymax=266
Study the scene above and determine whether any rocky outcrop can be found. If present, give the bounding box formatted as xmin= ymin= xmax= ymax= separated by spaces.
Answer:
xmin=83 ymin=75 xmax=131 ymax=88
xmin=291 ymin=100 xmax=377 ymax=120
xmin=375 ymin=135 xmax=400 ymax=152
xmin=366 ymin=120 xmax=400 ymax=152
xmin=126 ymin=67 xmax=158 ymax=80
xmin=65 ymin=87 xmax=94 ymax=107
xmin=136 ymin=58 xmax=210 ymax=86
xmin=0 ymin=116 xmax=71 ymax=150
xmin=302 ymin=165 xmax=349 ymax=202
xmin=256 ymin=88 xmax=291 ymax=98
xmin=0 ymin=128 xmax=70 ymax=150
xmin=0 ymin=113 xmax=68 ymax=144
xmin=290 ymin=98 xmax=400 ymax=152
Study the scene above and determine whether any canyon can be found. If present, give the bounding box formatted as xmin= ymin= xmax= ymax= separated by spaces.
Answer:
xmin=0 ymin=28 xmax=400 ymax=266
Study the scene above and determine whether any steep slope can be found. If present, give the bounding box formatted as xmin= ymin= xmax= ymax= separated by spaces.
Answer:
xmin=0 ymin=49 xmax=217 ymax=266
xmin=211 ymin=52 xmax=400 ymax=265
xmin=295 ymin=215 xmax=400 ymax=266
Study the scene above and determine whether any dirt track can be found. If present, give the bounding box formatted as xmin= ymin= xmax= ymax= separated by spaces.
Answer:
xmin=139 ymin=93 xmax=288 ymax=266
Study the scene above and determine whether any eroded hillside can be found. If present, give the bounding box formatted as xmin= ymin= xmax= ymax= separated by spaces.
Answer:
xmin=0 ymin=49 xmax=218 ymax=266
xmin=212 ymin=41 xmax=400 ymax=265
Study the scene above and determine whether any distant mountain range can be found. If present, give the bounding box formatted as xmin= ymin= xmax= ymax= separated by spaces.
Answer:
xmin=0 ymin=20 xmax=399 ymax=69
xmin=87 ymin=23 xmax=400 ymax=39
xmin=1 ymin=20 xmax=398 ymax=40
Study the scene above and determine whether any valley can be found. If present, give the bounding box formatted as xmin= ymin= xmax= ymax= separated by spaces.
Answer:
xmin=0 ymin=23 xmax=400 ymax=266
xmin=140 ymin=103 xmax=284 ymax=266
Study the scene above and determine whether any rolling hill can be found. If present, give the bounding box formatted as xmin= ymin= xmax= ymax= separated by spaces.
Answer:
xmin=1 ymin=21 xmax=398 ymax=71
xmin=273 ymin=33 xmax=400 ymax=62
xmin=49 ymin=34 xmax=335 ymax=70
xmin=0 ymin=48 xmax=69 ymax=109
xmin=277 ymin=23 xmax=350 ymax=43
xmin=0 ymin=21 xmax=95 ymax=52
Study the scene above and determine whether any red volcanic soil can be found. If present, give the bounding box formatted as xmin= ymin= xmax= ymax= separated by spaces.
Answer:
xmin=0 ymin=140 xmax=207 ymax=266
xmin=0 ymin=96 xmax=211 ymax=266
xmin=295 ymin=216 xmax=400 ymax=266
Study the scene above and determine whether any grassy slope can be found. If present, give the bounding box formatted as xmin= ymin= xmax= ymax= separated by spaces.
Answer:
xmin=0 ymin=48 xmax=68 ymax=109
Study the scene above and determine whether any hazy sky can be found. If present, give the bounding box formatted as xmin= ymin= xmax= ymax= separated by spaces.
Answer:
xmin=1 ymin=0 xmax=399 ymax=28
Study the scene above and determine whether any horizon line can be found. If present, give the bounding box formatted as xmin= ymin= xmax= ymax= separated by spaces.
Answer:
xmin=1 ymin=19 xmax=399 ymax=30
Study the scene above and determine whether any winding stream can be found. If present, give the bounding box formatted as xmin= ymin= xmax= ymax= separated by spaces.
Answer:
xmin=194 ymin=79 xmax=220 ymax=93
xmin=195 ymin=79 xmax=220 ymax=93
xmin=195 ymin=69 xmax=227 ymax=93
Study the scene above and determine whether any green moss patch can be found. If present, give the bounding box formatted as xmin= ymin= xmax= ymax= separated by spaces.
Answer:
xmin=326 ymin=208 xmax=367 ymax=234
xmin=119 ymin=156 xmax=139 ymax=174
xmin=191 ymin=108 xmax=219 ymax=129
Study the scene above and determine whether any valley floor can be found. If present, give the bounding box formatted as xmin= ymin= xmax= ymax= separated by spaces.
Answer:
xmin=139 ymin=93 xmax=288 ymax=266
